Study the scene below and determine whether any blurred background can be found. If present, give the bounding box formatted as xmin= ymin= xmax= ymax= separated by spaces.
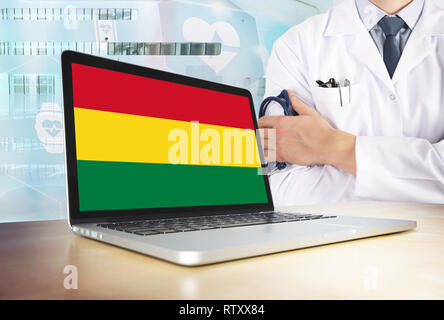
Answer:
xmin=0 ymin=0 xmax=334 ymax=222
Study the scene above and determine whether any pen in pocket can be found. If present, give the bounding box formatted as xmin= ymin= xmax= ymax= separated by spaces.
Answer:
xmin=316 ymin=78 xmax=352 ymax=107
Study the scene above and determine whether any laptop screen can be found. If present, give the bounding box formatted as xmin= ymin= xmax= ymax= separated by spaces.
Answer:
xmin=71 ymin=62 xmax=269 ymax=212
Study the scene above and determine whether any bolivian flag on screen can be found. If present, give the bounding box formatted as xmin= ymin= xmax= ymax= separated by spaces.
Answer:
xmin=72 ymin=63 xmax=268 ymax=211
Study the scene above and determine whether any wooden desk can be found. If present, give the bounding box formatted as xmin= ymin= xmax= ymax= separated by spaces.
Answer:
xmin=1 ymin=201 xmax=443 ymax=299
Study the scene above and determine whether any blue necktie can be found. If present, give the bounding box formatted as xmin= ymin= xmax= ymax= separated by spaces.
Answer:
xmin=378 ymin=15 xmax=406 ymax=78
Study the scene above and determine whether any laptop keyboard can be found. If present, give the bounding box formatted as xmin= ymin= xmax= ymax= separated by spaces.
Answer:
xmin=97 ymin=212 xmax=337 ymax=236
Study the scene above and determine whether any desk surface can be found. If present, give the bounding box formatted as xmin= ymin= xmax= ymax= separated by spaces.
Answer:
xmin=1 ymin=201 xmax=444 ymax=299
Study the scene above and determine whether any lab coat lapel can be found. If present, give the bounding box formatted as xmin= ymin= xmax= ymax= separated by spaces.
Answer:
xmin=348 ymin=27 xmax=394 ymax=91
xmin=392 ymin=0 xmax=440 ymax=84
xmin=324 ymin=0 xmax=394 ymax=91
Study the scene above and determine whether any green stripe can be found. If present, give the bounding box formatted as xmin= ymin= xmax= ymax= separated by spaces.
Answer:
xmin=77 ymin=160 xmax=269 ymax=211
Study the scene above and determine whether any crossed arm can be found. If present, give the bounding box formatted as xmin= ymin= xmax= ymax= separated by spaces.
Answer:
xmin=261 ymin=36 xmax=444 ymax=204
xmin=258 ymin=90 xmax=357 ymax=176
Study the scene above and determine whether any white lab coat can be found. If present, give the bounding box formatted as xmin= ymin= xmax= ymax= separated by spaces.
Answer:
xmin=265 ymin=0 xmax=444 ymax=206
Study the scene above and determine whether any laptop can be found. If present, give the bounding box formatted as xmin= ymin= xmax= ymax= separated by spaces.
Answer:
xmin=61 ymin=50 xmax=416 ymax=266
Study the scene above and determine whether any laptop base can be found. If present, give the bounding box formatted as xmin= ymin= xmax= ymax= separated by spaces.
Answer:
xmin=73 ymin=214 xmax=416 ymax=266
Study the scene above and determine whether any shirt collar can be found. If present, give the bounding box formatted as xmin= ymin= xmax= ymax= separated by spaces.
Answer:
xmin=355 ymin=0 xmax=425 ymax=31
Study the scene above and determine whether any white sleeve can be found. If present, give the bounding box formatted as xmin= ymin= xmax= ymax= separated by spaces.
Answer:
xmin=264 ymin=32 xmax=357 ymax=206
xmin=264 ymin=33 xmax=312 ymax=171
xmin=355 ymin=136 xmax=444 ymax=203
xmin=264 ymin=35 xmax=314 ymax=108
xmin=269 ymin=165 xmax=357 ymax=207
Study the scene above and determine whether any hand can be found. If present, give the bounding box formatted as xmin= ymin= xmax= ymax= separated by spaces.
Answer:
xmin=258 ymin=90 xmax=357 ymax=175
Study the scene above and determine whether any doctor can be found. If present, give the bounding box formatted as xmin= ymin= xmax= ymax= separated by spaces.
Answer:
xmin=259 ymin=0 xmax=444 ymax=206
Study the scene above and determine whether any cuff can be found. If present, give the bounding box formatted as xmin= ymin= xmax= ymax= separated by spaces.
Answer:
xmin=354 ymin=136 xmax=391 ymax=199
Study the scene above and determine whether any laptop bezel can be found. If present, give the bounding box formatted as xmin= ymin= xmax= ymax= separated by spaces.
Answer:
xmin=61 ymin=50 xmax=274 ymax=225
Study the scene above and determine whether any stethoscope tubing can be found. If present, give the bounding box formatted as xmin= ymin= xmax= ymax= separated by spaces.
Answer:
xmin=258 ymin=89 xmax=297 ymax=171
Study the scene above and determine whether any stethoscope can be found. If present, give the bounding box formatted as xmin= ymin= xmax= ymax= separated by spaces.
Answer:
xmin=258 ymin=89 xmax=298 ymax=171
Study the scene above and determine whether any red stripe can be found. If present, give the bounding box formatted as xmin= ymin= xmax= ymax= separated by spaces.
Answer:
xmin=71 ymin=63 xmax=254 ymax=129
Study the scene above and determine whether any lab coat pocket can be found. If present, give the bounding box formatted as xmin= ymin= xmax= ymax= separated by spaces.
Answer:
xmin=312 ymin=83 xmax=361 ymax=130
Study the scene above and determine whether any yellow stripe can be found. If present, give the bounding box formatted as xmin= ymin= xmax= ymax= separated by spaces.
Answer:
xmin=74 ymin=107 xmax=261 ymax=168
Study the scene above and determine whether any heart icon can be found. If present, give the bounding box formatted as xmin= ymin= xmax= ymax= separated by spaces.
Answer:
xmin=35 ymin=102 xmax=65 ymax=154
xmin=42 ymin=120 xmax=62 ymax=137
xmin=182 ymin=17 xmax=240 ymax=73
